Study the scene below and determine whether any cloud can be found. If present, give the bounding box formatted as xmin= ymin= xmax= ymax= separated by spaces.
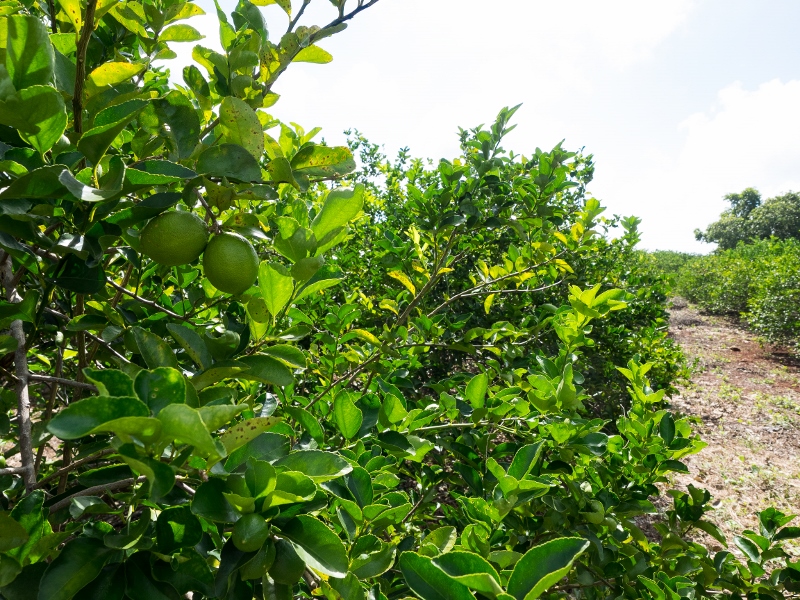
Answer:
xmin=602 ymin=79 xmax=800 ymax=251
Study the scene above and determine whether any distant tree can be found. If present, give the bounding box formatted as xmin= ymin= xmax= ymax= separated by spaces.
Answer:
xmin=695 ymin=187 xmax=800 ymax=249
xmin=749 ymin=191 xmax=800 ymax=240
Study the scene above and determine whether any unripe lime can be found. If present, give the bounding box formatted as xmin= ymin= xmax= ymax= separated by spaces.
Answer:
xmin=140 ymin=211 xmax=208 ymax=267
xmin=232 ymin=513 xmax=270 ymax=552
xmin=203 ymin=232 xmax=258 ymax=294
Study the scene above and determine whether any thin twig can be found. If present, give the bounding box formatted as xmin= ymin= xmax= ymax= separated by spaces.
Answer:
xmin=0 ymin=466 xmax=32 ymax=477
xmin=1 ymin=254 xmax=36 ymax=492
xmin=28 ymin=373 xmax=98 ymax=391
xmin=49 ymin=476 xmax=146 ymax=514
xmin=32 ymin=448 xmax=116 ymax=491
xmin=193 ymin=188 xmax=220 ymax=234
xmin=286 ymin=0 xmax=310 ymax=32
xmin=106 ymin=279 xmax=190 ymax=321
xmin=44 ymin=308 xmax=131 ymax=364
xmin=35 ymin=345 xmax=64 ymax=473
xmin=200 ymin=117 xmax=220 ymax=139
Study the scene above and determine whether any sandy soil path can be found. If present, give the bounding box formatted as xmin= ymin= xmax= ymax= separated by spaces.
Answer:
xmin=667 ymin=299 xmax=800 ymax=552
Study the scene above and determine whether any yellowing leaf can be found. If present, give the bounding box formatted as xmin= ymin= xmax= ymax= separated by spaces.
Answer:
xmin=351 ymin=329 xmax=381 ymax=346
xmin=484 ymin=293 xmax=496 ymax=314
xmin=86 ymin=62 xmax=145 ymax=96
xmin=55 ymin=0 xmax=81 ymax=37
xmin=388 ymin=271 xmax=416 ymax=295
xmin=293 ymin=45 xmax=333 ymax=64
xmin=379 ymin=299 xmax=398 ymax=315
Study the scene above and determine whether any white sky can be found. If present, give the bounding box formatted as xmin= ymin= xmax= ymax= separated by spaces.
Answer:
xmin=168 ymin=0 xmax=800 ymax=252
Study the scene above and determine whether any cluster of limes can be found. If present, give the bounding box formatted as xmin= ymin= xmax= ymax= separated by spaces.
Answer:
xmin=139 ymin=211 xmax=259 ymax=294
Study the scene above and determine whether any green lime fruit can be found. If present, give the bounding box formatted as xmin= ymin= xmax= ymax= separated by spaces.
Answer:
xmin=232 ymin=513 xmax=270 ymax=552
xmin=140 ymin=211 xmax=208 ymax=267
xmin=203 ymin=232 xmax=258 ymax=294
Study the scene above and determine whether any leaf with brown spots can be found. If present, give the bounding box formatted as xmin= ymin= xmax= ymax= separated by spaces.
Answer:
xmin=219 ymin=417 xmax=282 ymax=453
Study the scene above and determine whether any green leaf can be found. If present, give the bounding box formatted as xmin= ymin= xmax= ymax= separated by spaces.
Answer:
xmin=0 ymin=554 xmax=21 ymax=588
xmin=6 ymin=15 xmax=54 ymax=90
xmin=262 ymin=471 xmax=315 ymax=508
xmin=278 ymin=515 xmax=348 ymax=577
xmin=506 ymin=537 xmax=589 ymax=600
xmin=134 ymin=367 xmax=186 ymax=415
xmin=432 ymin=551 xmax=503 ymax=597
xmin=86 ymin=62 xmax=145 ymax=96
xmin=0 ymin=334 xmax=18 ymax=355
xmin=167 ymin=323 xmax=212 ymax=370
xmin=350 ymin=535 xmax=395 ymax=579
xmin=0 ymin=289 xmax=39 ymax=327
xmin=132 ymin=327 xmax=179 ymax=369
xmin=103 ymin=509 xmax=152 ymax=550
xmin=58 ymin=170 xmax=121 ymax=202
xmin=83 ymin=368 xmax=135 ymax=397
xmin=219 ymin=96 xmax=264 ymax=160
xmin=334 ymin=391 xmax=363 ymax=440
xmin=236 ymin=354 xmax=295 ymax=387
xmin=507 ymin=442 xmax=543 ymax=480
xmin=261 ymin=344 xmax=306 ymax=368
xmin=291 ymin=145 xmax=355 ymax=178
xmin=199 ymin=403 xmax=246 ymax=431
xmin=158 ymin=404 xmax=225 ymax=459
xmin=37 ymin=537 xmax=114 ymax=600
xmin=294 ymin=265 xmax=344 ymax=302
xmin=258 ymin=261 xmax=293 ymax=319
xmin=118 ymin=445 xmax=175 ymax=500
xmin=310 ymin=184 xmax=365 ymax=242
xmin=7 ymin=491 xmax=52 ymax=562
xmin=191 ymin=360 xmax=249 ymax=391
xmin=0 ymin=514 xmax=28 ymax=552
xmin=0 ymin=563 xmax=47 ymax=600
xmin=77 ymin=102 xmax=146 ymax=165
xmin=160 ymin=24 xmax=203 ymax=42
xmin=47 ymin=396 xmax=149 ymax=440
xmin=329 ymin=573 xmax=364 ymax=600
xmin=151 ymin=549 xmax=213 ymax=597
xmin=145 ymin=91 xmax=201 ymax=160
xmin=196 ymin=144 xmax=262 ymax=182
xmin=156 ymin=505 xmax=203 ymax=554
xmin=465 ymin=373 xmax=488 ymax=409
xmin=293 ymin=45 xmax=333 ymax=64
xmin=191 ymin=479 xmax=239 ymax=523
xmin=659 ymin=413 xmax=675 ymax=445
xmin=273 ymin=450 xmax=353 ymax=482
xmin=398 ymin=552 xmax=474 ymax=600
xmin=0 ymin=86 xmax=66 ymax=155
xmin=0 ymin=165 xmax=66 ymax=200
xmin=284 ymin=406 xmax=323 ymax=443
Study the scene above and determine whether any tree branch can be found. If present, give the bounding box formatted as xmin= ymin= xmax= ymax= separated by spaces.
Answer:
xmin=286 ymin=0 xmax=310 ymax=33
xmin=72 ymin=0 xmax=98 ymax=135
xmin=28 ymin=373 xmax=98 ymax=391
xmin=32 ymin=448 xmax=116 ymax=491
xmin=49 ymin=476 xmax=146 ymax=514
xmin=194 ymin=188 xmax=220 ymax=235
xmin=106 ymin=279 xmax=191 ymax=321
xmin=1 ymin=254 xmax=36 ymax=491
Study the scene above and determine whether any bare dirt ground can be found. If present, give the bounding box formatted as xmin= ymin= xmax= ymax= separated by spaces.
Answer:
xmin=666 ymin=298 xmax=800 ymax=554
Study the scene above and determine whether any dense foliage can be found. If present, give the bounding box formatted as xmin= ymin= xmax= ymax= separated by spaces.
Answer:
xmin=670 ymin=240 xmax=800 ymax=352
xmin=1 ymin=2 xmax=799 ymax=600
xmin=695 ymin=188 xmax=800 ymax=250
